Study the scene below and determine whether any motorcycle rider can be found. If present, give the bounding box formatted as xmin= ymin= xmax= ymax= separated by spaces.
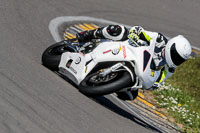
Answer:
xmin=75 ymin=25 xmax=192 ymax=100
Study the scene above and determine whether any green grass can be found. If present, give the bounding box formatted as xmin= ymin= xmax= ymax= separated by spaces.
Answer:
xmin=153 ymin=57 xmax=200 ymax=132
xmin=167 ymin=57 xmax=200 ymax=101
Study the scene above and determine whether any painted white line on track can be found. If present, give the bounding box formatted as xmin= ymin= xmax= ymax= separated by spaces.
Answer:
xmin=192 ymin=45 xmax=200 ymax=51
xmin=49 ymin=16 xmax=131 ymax=42
xmin=70 ymin=26 xmax=82 ymax=33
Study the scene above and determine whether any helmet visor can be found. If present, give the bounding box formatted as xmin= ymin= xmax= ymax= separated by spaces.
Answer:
xmin=170 ymin=43 xmax=186 ymax=66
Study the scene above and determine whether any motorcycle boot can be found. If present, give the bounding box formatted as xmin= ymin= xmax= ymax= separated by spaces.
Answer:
xmin=76 ymin=30 xmax=95 ymax=43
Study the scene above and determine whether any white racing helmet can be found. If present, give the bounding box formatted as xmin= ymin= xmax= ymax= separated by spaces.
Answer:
xmin=165 ymin=35 xmax=192 ymax=68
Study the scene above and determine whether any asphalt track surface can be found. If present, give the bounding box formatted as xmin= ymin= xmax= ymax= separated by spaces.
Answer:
xmin=0 ymin=0 xmax=200 ymax=133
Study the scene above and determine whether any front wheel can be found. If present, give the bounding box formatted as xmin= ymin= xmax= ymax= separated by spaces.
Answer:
xmin=79 ymin=71 xmax=132 ymax=96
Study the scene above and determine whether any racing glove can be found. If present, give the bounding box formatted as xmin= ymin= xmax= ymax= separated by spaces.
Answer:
xmin=128 ymin=32 xmax=139 ymax=44
xmin=129 ymin=26 xmax=152 ymax=46
xmin=128 ymin=26 xmax=144 ymax=45
xmin=129 ymin=26 xmax=143 ymax=35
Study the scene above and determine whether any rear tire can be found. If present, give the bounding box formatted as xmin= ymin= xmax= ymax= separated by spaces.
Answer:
xmin=116 ymin=89 xmax=138 ymax=100
xmin=42 ymin=41 xmax=76 ymax=70
xmin=79 ymin=71 xmax=132 ymax=96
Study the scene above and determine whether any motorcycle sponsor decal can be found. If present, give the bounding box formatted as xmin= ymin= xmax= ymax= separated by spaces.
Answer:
xmin=112 ymin=47 xmax=121 ymax=55
xmin=59 ymin=67 xmax=68 ymax=75
xmin=69 ymin=66 xmax=77 ymax=74
xmin=60 ymin=66 xmax=77 ymax=75
xmin=103 ymin=49 xmax=111 ymax=54
xmin=143 ymin=50 xmax=151 ymax=72
xmin=85 ymin=66 xmax=88 ymax=73
xmin=112 ymin=63 xmax=123 ymax=70
xmin=122 ymin=46 xmax=126 ymax=58
xmin=75 ymin=57 xmax=81 ymax=64
xmin=151 ymin=71 xmax=155 ymax=77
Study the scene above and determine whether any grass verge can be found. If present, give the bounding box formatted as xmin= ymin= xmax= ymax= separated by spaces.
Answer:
xmin=152 ymin=57 xmax=200 ymax=132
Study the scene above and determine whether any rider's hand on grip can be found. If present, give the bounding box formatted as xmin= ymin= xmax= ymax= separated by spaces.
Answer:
xmin=129 ymin=33 xmax=139 ymax=41
xmin=128 ymin=32 xmax=139 ymax=44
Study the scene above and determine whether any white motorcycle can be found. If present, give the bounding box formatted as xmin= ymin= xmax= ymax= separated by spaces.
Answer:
xmin=42 ymin=37 xmax=161 ymax=97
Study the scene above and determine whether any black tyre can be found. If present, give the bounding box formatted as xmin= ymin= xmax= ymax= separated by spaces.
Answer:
xmin=79 ymin=71 xmax=132 ymax=96
xmin=116 ymin=89 xmax=138 ymax=100
xmin=42 ymin=41 xmax=76 ymax=70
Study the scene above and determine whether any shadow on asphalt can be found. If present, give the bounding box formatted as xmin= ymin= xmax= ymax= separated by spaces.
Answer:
xmin=54 ymin=71 xmax=161 ymax=132
xmin=93 ymin=96 xmax=162 ymax=133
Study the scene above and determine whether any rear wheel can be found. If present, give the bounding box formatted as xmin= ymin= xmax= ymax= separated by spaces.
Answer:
xmin=42 ymin=41 xmax=77 ymax=70
xmin=79 ymin=70 xmax=132 ymax=96
xmin=116 ymin=89 xmax=138 ymax=100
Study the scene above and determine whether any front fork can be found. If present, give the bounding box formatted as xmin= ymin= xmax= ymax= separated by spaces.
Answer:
xmin=99 ymin=62 xmax=136 ymax=83
xmin=99 ymin=62 xmax=143 ymax=92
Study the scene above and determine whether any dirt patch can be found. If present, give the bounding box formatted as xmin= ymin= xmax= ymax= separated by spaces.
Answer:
xmin=192 ymin=49 xmax=200 ymax=55
xmin=138 ymin=89 xmax=184 ymax=129
xmin=138 ymin=90 xmax=157 ymax=105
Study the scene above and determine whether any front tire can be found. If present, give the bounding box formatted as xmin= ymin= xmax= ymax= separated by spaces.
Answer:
xmin=79 ymin=71 xmax=132 ymax=96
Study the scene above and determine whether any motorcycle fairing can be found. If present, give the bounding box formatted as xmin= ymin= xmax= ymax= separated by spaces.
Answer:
xmin=58 ymin=40 xmax=133 ymax=85
xmin=143 ymin=50 xmax=151 ymax=72
xmin=58 ymin=38 xmax=162 ymax=90
xmin=58 ymin=52 xmax=88 ymax=85
xmin=128 ymin=39 xmax=161 ymax=89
